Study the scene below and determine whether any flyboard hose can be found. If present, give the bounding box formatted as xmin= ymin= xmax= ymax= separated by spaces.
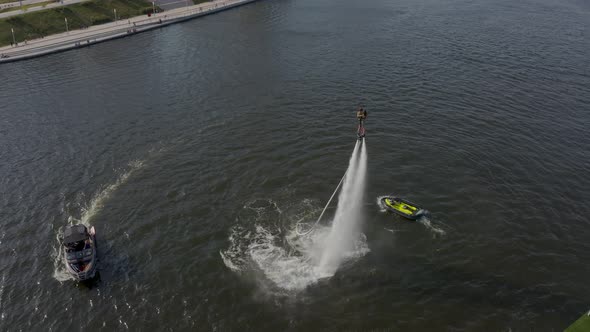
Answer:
xmin=295 ymin=137 xmax=363 ymax=236
xmin=295 ymin=170 xmax=347 ymax=236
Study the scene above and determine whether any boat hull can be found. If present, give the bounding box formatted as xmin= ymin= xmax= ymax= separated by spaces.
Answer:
xmin=62 ymin=225 xmax=98 ymax=281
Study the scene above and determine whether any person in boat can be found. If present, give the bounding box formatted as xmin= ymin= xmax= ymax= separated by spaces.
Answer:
xmin=356 ymin=107 xmax=368 ymax=125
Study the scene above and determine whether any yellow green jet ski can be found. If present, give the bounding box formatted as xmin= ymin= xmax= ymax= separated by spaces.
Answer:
xmin=381 ymin=196 xmax=425 ymax=220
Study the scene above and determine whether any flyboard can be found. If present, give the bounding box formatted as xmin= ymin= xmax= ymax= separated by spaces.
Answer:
xmin=357 ymin=124 xmax=365 ymax=140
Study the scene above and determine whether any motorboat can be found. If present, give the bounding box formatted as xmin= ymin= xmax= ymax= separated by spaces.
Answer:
xmin=61 ymin=224 xmax=97 ymax=281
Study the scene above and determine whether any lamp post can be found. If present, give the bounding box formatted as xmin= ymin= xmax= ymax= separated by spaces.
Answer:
xmin=11 ymin=27 xmax=16 ymax=46
xmin=65 ymin=17 xmax=69 ymax=33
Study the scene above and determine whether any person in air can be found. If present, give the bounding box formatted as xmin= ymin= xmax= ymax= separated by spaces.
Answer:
xmin=356 ymin=106 xmax=368 ymax=125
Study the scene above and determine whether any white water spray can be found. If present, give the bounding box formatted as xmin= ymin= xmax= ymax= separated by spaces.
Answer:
xmin=318 ymin=140 xmax=367 ymax=275
xmin=221 ymin=140 xmax=370 ymax=291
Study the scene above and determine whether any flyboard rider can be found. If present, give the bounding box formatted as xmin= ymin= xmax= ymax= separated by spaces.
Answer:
xmin=357 ymin=106 xmax=367 ymax=125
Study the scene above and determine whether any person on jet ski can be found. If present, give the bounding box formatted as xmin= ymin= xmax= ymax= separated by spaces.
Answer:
xmin=356 ymin=107 xmax=368 ymax=125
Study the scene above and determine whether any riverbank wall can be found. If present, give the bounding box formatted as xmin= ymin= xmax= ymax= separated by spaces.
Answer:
xmin=0 ymin=0 xmax=259 ymax=64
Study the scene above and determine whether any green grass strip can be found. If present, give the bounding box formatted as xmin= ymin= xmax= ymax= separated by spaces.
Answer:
xmin=0 ymin=0 xmax=155 ymax=46
xmin=0 ymin=1 xmax=54 ymax=14
xmin=566 ymin=311 xmax=590 ymax=332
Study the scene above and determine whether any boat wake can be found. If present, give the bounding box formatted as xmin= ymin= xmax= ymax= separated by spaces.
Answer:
xmin=80 ymin=160 xmax=145 ymax=226
xmin=52 ymin=226 xmax=76 ymax=282
xmin=417 ymin=216 xmax=446 ymax=237
xmin=52 ymin=160 xmax=145 ymax=282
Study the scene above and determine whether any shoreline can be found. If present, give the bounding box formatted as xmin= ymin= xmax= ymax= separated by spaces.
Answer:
xmin=0 ymin=0 xmax=259 ymax=64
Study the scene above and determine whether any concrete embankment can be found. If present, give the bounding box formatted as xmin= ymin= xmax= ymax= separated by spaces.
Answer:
xmin=0 ymin=0 xmax=259 ymax=64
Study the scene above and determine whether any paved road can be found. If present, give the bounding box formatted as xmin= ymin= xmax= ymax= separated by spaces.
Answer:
xmin=0 ymin=0 xmax=90 ymax=19
xmin=155 ymin=0 xmax=193 ymax=10
xmin=0 ymin=0 xmax=53 ymax=9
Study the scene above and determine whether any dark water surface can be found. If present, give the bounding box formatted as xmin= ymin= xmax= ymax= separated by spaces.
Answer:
xmin=1 ymin=0 xmax=589 ymax=330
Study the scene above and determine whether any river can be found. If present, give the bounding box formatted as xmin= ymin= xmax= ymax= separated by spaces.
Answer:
xmin=0 ymin=0 xmax=589 ymax=330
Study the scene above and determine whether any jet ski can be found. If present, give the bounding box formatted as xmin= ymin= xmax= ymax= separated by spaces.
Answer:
xmin=61 ymin=224 xmax=97 ymax=281
xmin=381 ymin=196 xmax=424 ymax=220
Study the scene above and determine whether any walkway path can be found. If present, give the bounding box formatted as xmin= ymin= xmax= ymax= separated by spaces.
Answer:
xmin=0 ymin=0 xmax=258 ymax=63
xmin=155 ymin=0 xmax=193 ymax=10
xmin=0 ymin=0 xmax=55 ymax=10
xmin=0 ymin=0 xmax=90 ymax=19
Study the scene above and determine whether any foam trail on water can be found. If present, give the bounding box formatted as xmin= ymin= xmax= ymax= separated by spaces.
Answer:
xmin=52 ymin=230 xmax=75 ymax=282
xmin=53 ymin=160 xmax=144 ymax=282
xmin=80 ymin=160 xmax=144 ymax=226
xmin=417 ymin=216 xmax=446 ymax=237
xmin=318 ymin=140 xmax=367 ymax=275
